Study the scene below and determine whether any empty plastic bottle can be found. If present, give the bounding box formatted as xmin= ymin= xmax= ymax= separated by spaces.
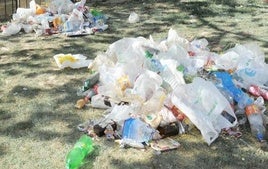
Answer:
xmin=77 ymin=72 xmax=99 ymax=96
xmin=145 ymin=51 xmax=164 ymax=73
xmin=65 ymin=135 xmax=94 ymax=169
xmin=212 ymin=71 xmax=253 ymax=109
xmin=245 ymin=104 xmax=266 ymax=142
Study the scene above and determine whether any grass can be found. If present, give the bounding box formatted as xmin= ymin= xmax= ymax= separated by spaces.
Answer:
xmin=0 ymin=0 xmax=268 ymax=168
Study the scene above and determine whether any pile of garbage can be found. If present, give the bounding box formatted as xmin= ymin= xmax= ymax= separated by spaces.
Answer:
xmin=73 ymin=28 xmax=268 ymax=149
xmin=0 ymin=0 xmax=108 ymax=37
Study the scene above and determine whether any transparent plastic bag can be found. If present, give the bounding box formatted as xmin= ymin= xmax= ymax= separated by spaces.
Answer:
xmin=46 ymin=0 xmax=75 ymax=14
xmin=171 ymin=77 xmax=237 ymax=145
xmin=160 ymin=59 xmax=185 ymax=91
xmin=122 ymin=118 xmax=156 ymax=144
xmin=214 ymin=51 xmax=240 ymax=70
xmin=132 ymin=70 xmax=162 ymax=101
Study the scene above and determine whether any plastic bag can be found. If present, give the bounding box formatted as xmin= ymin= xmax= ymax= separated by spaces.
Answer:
xmin=165 ymin=28 xmax=189 ymax=49
xmin=158 ymin=106 xmax=178 ymax=127
xmin=104 ymin=104 xmax=136 ymax=127
xmin=63 ymin=8 xmax=84 ymax=32
xmin=128 ymin=12 xmax=140 ymax=23
xmin=53 ymin=54 xmax=92 ymax=69
xmin=214 ymin=51 xmax=240 ymax=70
xmin=171 ymin=77 xmax=237 ymax=145
xmin=2 ymin=23 xmax=22 ymax=36
xmin=122 ymin=118 xmax=156 ymax=144
xmin=46 ymin=0 xmax=75 ymax=14
xmin=160 ymin=59 xmax=185 ymax=91
xmin=132 ymin=70 xmax=163 ymax=101
xmin=234 ymin=64 xmax=268 ymax=88
xmin=22 ymin=24 xmax=33 ymax=33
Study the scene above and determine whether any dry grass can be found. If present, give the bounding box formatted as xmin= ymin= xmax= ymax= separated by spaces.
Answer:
xmin=0 ymin=0 xmax=268 ymax=169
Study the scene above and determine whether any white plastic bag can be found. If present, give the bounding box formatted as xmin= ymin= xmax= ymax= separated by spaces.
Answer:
xmin=64 ymin=8 xmax=84 ymax=32
xmin=2 ymin=23 xmax=22 ymax=36
xmin=214 ymin=51 xmax=240 ymax=70
xmin=46 ymin=0 xmax=75 ymax=14
xmin=171 ymin=77 xmax=237 ymax=145
xmin=160 ymin=59 xmax=185 ymax=90
xmin=158 ymin=106 xmax=178 ymax=127
xmin=132 ymin=70 xmax=163 ymax=101
xmin=128 ymin=12 xmax=140 ymax=23
xmin=53 ymin=54 xmax=92 ymax=69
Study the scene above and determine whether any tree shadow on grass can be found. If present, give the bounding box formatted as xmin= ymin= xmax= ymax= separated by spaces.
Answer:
xmin=0 ymin=119 xmax=35 ymax=138
xmin=0 ymin=77 xmax=92 ymax=143
xmin=9 ymin=85 xmax=42 ymax=98
xmin=106 ymin=136 xmax=267 ymax=169
xmin=195 ymin=17 xmax=268 ymax=52
xmin=0 ymin=109 xmax=83 ymax=143
xmin=29 ymin=111 xmax=82 ymax=143
xmin=89 ymin=0 xmax=267 ymax=56
xmin=0 ymin=110 xmax=13 ymax=121
xmin=0 ymin=144 xmax=8 ymax=157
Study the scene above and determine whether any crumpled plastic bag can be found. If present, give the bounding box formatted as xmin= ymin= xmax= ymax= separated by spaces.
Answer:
xmin=122 ymin=118 xmax=156 ymax=145
xmin=128 ymin=12 xmax=140 ymax=23
xmin=1 ymin=23 xmax=22 ymax=36
xmin=46 ymin=0 xmax=75 ymax=14
xmin=171 ymin=77 xmax=237 ymax=145
xmin=53 ymin=53 xmax=92 ymax=69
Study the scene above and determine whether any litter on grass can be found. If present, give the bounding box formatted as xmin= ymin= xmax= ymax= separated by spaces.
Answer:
xmin=74 ymin=28 xmax=267 ymax=148
xmin=1 ymin=0 xmax=108 ymax=36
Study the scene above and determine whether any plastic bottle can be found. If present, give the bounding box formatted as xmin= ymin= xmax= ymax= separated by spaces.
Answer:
xmin=160 ymin=66 xmax=184 ymax=91
xmin=91 ymin=9 xmax=102 ymax=17
xmin=65 ymin=135 xmax=94 ymax=169
xmin=91 ymin=9 xmax=107 ymax=24
xmin=144 ymin=51 xmax=164 ymax=73
xmin=212 ymin=71 xmax=253 ymax=109
xmin=77 ymin=72 xmax=99 ymax=96
xmin=248 ymin=85 xmax=268 ymax=100
xmin=245 ymin=104 xmax=266 ymax=142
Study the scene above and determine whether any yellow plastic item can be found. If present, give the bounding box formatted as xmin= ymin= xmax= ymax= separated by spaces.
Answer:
xmin=58 ymin=54 xmax=78 ymax=64
xmin=117 ymin=75 xmax=130 ymax=91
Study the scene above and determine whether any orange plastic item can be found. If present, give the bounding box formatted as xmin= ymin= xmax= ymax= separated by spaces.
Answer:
xmin=245 ymin=104 xmax=259 ymax=116
xmin=53 ymin=17 xmax=62 ymax=29
xmin=36 ymin=5 xmax=46 ymax=15
xmin=170 ymin=106 xmax=185 ymax=121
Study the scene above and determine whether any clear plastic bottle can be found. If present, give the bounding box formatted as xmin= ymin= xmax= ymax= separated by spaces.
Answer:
xmin=245 ymin=104 xmax=266 ymax=142
xmin=144 ymin=51 xmax=164 ymax=73
xmin=77 ymin=72 xmax=99 ymax=96
xmin=212 ymin=71 xmax=253 ymax=109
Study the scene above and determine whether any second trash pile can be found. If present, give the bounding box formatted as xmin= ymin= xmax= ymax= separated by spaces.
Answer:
xmin=1 ymin=0 xmax=108 ymax=36
xmin=76 ymin=28 xmax=268 ymax=148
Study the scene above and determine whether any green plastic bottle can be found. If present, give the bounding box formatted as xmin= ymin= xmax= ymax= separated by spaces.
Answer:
xmin=65 ymin=135 xmax=94 ymax=169
xmin=91 ymin=9 xmax=102 ymax=17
